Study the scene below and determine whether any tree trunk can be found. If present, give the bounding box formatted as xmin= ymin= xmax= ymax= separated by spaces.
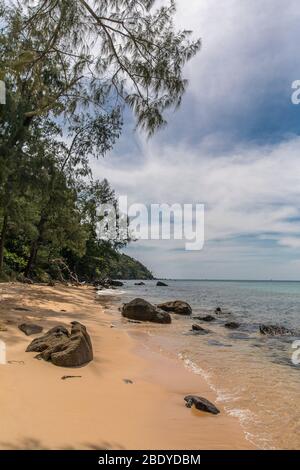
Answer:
xmin=0 ymin=214 xmax=8 ymax=274
xmin=24 ymin=214 xmax=47 ymax=278
xmin=24 ymin=239 xmax=38 ymax=278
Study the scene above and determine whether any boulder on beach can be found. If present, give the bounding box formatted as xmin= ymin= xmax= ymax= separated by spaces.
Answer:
xmin=135 ymin=282 xmax=145 ymax=286
xmin=259 ymin=324 xmax=294 ymax=336
xmin=18 ymin=323 xmax=43 ymax=336
xmin=184 ymin=395 xmax=220 ymax=415
xmin=157 ymin=300 xmax=192 ymax=316
xmin=224 ymin=322 xmax=240 ymax=330
xmin=193 ymin=315 xmax=215 ymax=322
xmin=122 ymin=298 xmax=171 ymax=324
xmin=26 ymin=322 xmax=93 ymax=367
xmin=156 ymin=281 xmax=168 ymax=287
xmin=191 ymin=324 xmax=210 ymax=334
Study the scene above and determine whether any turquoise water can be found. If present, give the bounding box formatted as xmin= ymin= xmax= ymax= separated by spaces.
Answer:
xmin=101 ymin=280 xmax=300 ymax=449
xmin=123 ymin=279 xmax=300 ymax=330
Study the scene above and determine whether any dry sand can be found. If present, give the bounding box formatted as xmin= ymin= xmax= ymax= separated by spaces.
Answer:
xmin=0 ymin=283 xmax=254 ymax=450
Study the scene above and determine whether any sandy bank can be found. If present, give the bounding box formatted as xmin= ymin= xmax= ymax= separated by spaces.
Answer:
xmin=0 ymin=283 xmax=253 ymax=450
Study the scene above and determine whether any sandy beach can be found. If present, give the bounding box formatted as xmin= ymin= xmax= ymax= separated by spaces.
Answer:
xmin=0 ymin=282 xmax=253 ymax=450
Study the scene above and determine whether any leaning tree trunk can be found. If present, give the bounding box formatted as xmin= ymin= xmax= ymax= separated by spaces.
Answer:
xmin=24 ymin=239 xmax=39 ymax=278
xmin=0 ymin=214 xmax=8 ymax=274
xmin=24 ymin=214 xmax=47 ymax=278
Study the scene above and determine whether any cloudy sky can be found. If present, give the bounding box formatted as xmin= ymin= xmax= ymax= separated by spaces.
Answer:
xmin=92 ymin=0 xmax=300 ymax=280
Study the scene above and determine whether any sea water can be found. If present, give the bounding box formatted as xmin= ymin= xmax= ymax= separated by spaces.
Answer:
xmin=101 ymin=280 xmax=300 ymax=449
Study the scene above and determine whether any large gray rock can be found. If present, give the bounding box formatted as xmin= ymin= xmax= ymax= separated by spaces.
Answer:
xmin=19 ymin=323 xmax=43 ymax=336
xmin=122 ymin=298 xmax=171 ymax=324
xmin=259 ymin=324 xmax=294 ymax=336
xmin=184 ymin=395 xmax=220 ymax=415
xmin=157 ymin=300 xmax=192 ymax=316
xmin=26 ymin=322 xmax=93 ymax=367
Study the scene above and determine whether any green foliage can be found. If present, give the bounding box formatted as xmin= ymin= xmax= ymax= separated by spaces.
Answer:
xmin=108 ymin=253 xmax=154 ymax=280
xmin=0 ymin=0 xmax=199 ymax=282
xmin=4 ymin=249 xmax=27 ymax=272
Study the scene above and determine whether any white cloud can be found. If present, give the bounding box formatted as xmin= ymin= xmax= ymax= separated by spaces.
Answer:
xmin=90 ymin=0 xmax=300 ymax=279
xmin=91 ymin=135 xmax=300 ymax=278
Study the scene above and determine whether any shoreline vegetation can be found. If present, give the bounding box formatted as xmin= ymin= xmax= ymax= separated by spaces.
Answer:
xmin=0 ymin=282 xmax=253 ymax=450
xmin=0 ymin=0 xmax=199 ymax=288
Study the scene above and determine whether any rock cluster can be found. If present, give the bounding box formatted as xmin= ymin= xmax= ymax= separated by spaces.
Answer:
xmin=157 ymin=300 xmax=192 ymax=316
xmin=26 ymin=322 xmax=93 ymax=367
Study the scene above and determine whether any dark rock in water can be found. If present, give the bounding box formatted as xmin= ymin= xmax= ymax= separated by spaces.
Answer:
xmin=18 ymin=323 xmax=43 ymax=336
xmin=156 ymin=281 xmax=168 ymax=287
xmin=110 ymin=280 xmax=124 ymax=287
xmin=224 ymin=322 xmax=240 ymax=330
xmin=215 ymin=307 xmax=231 ymax=315
xmin=26 ymin=322 xmax=93 ymax=367
xmin=193 ymin=315 xmax=215 ymax=322
xmin=184 ymin=395 xmax=220 ymax=415
xmin=95 ymin=278 xmax=123 ymax=289
xmin=191 ymin=324 xmax=210 ymax=334
xmin=122 ymin=298 xmax=171 ymax=324
xmin=259 ymin=324 xmax=294 ymax=336
xmin=157 ymin=300 xmax=192 ymax=316
xmin=208 ymin=339 xmax=232 ymax=348
xmin=135 ymin=282 xmax=145 ymax=286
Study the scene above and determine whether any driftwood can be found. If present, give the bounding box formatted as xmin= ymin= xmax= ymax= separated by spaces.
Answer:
xmin=50 ymin=258 xmax=80 ymax=285
xmin=61 ymin=375 xmax=82 ymax=380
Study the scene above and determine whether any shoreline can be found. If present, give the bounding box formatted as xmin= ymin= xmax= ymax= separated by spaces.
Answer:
xmin=0 ymin=282 xmax=253 ymax=450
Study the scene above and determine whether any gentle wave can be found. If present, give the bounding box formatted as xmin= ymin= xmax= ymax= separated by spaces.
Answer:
xmin=96 ymin=289 xmax=126 ymax=296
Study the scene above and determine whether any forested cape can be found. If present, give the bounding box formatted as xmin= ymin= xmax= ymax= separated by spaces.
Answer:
xmin=0 ymin=0 xmax=199 ymax=282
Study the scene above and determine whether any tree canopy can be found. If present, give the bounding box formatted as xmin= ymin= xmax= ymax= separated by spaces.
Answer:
xmin=0 ymin=0 xmax=200 ymax=281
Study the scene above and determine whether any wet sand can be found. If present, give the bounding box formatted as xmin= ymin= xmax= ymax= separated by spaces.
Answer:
xmin=0 ymin=283 xmax=253 ymax=449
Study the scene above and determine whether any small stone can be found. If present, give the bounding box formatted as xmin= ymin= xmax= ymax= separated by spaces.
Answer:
xmin=191 ymin=324 xmax=210 ymax=334
xmin=224 ymin=322 xmax=240 ymax=329
xmin=18 ymin=323 xmax=43 ymax=336
xmin=123 ymin=379 xmax=133 ymax=384
xmin=193 ymin=315 xmax=215 ymax=322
